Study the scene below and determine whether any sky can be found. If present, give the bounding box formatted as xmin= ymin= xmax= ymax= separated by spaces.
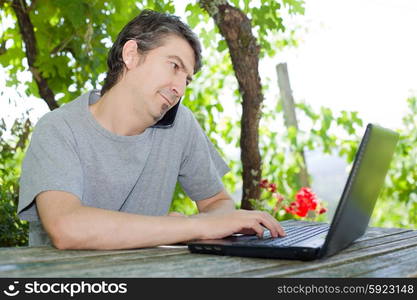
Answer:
xmin=1 ymin=0 xmax=417 ymax=133
xmin=265 ymin=0 xmax=417 ymax=130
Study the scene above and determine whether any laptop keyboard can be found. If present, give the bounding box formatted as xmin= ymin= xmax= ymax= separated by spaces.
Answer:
xmin=243 ymin=224 xmax=329 ymax=247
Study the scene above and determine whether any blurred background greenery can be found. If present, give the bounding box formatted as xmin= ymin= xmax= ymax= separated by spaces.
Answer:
xmin=1 ymin=0 xmax=416 ymax=246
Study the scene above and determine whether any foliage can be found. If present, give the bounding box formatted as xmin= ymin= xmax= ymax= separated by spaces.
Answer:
xmin=1 ymin=0 xmax=416 ymax=248
xmin=256 ymin=95 xmax=417 ymax=229
xmin=1 ymin=0 xmax=306 ymax=223
xmin=187 ymin=0 xmax=305 ymax=58
xmin=257 ymin=95 xmax=363 ymax=208
xmin=0 ymin=110 xmax=30 ymax=246
xmin=371 ymin=97 xmax=417 ymax=228
xmin=0 ymin=0 xmax=175 ymax=104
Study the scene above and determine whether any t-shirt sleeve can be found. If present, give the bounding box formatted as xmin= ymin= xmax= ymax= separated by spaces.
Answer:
xmin=178 ymin=112 xmax=230 ymax=201
xmin=18 ymin=113 xmax=83 ymax=221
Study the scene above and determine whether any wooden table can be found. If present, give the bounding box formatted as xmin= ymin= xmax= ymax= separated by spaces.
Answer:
xmin=1 ymin=223 xmax=417 ymax=278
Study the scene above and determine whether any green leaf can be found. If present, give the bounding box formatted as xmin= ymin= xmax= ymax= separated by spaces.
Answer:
xmin=217 ymin=39 xmax=227 ymax=52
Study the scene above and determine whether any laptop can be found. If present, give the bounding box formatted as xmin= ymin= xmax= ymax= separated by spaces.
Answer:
xmin=188 ymin=123 xmax=399 ymax=260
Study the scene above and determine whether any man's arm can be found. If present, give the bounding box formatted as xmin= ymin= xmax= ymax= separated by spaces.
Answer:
xmin=195 ymin=189 xmax=235 ymax=215
xmin=37 ymin=190 xmax=285 ymax=250
xmin=36 ymin=190 xmax=200 ymax=250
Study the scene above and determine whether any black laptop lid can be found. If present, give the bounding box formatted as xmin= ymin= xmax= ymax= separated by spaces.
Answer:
xmin=319 ymin=124 xmax=399 ymax=258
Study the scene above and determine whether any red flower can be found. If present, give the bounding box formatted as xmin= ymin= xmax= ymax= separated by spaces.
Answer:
xmin=319 ymin=207 xmax=327 ymax=214
xmin=285 ymin=187 xmax=320 ymax=218
xmin=285 ymin=201 xmax=308 ymax=217
xmin=268 ymin=183 xmax=277 ymax=193
xmin=295 ymin=187 xmax=318 ymax=210
xmin=259 ymin=179 xmax=269 ymax=188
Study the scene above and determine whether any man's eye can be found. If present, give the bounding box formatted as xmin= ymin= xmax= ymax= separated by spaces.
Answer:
xmin=170 ymin=62 xmax=179 ymax=69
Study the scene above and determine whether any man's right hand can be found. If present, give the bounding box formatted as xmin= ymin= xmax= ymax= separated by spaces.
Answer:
xmin=190 ymin=209 xmax=286 ymax=240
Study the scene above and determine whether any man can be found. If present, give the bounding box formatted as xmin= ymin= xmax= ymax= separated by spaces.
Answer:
xmin=18 ymin=10 xmax=285 ymax=250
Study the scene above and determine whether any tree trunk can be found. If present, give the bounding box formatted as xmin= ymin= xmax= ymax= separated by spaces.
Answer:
xmin=12 ymin=0 xmax=58 ymax=110
xmin=200 ymin=1 xmax=263 ymax=209
xmin=276 ymin=63 xmax=310 ymax=187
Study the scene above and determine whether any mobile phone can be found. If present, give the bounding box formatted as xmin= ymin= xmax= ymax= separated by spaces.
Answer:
xmin=151 ymin=98 xmax=181 ymax=128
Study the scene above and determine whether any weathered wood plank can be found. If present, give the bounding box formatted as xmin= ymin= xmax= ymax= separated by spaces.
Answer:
xmin=357 ymin=249 xmax=417 ymax=278
xmin=357 ymin=226 xmax=409 ymax=240
xmin=0 ymin=246 xmax=187 ymax=265
xmin=225 ymin=231 xmax=417 ymax=277
xmin=336 ymin=229 xmax=416 ymax=253
xmin=219 ymin=229 xmax=416 ymax=277
xmin=0 ymin=226 xmax=415 ymax=278
xmin=0 ymin=251 xmax=285 ymax=277
xmin=0 ymin=248 xmax=188 ymax=277
xmin=281 ymin=244 xmax=417 ymax=278
xmin=41 ymin=228 xmax=417 ymax=278
xmin=0 ymin=231 xmax=402 ymax=278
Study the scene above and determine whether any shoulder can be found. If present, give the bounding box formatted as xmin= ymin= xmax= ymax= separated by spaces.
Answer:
xmin=34 ymin=109 xmax=66 ymax=133
xmin=176 ymin=104 xmax=200 ymax=129
xmin=32 ymin=92 xmax=88 ymax=139
xmin=177 ymin=103 xmax=192 ymax=120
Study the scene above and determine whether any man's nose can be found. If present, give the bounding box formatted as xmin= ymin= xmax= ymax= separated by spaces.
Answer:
xmin=171 ymin=74 xmax=187 ymax=97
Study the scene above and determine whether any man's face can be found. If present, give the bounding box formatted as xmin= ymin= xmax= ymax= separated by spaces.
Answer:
xmin=123 ymin=35 xmax=195 ymax=123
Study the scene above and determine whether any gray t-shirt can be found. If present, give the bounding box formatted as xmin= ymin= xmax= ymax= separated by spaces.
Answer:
xmin=18 ymin=90 xmax=230 ymax=246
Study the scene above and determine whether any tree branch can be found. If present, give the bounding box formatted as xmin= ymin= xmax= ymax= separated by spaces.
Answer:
xmin=14 ymin=118 xmax=32 ymax=151
xmin=11 ymin=0 xmax=58 ymax=110
xmin=50 ymin=35 xmax=74 ymax=55
xmin=0 ymin=41 xmax=6 ymax=55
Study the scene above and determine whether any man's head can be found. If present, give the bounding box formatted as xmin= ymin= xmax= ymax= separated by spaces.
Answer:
xmin=101 ymin=9 xmax=202 ymax=97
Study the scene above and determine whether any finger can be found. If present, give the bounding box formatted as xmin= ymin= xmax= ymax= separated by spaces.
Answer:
xmin=277 ymin=221 xmax=286 ymax=237
xmin=264 ymin=216 xmax=286 ymax=237
xmin=270 ymin=220 xmax=286 ymax=237
xmin=257 ymin=212 xmax=286 ymax=238
xmin=260 ymin=220 xmax=280 ymax=238
xmin=242 ymin=210 xmax=275 ymax=237
xmin=250 ymin=222 xmax=265 ymax=239
xmin=239 ymin=210 xmax=285 ymax=237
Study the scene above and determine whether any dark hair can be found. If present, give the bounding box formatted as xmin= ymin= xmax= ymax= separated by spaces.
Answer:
xmin=101 ymin=9 xmax=202 ymax=96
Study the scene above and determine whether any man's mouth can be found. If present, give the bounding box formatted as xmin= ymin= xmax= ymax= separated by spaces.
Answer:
xmin=161 ymin=95 xmax=172 ymax=107
xmin=158 ymin=91 xmax=176 ymax=107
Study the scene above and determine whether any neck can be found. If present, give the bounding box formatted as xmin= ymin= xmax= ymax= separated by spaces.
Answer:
xmin=89 ymin=84 xmax=153 ymax=136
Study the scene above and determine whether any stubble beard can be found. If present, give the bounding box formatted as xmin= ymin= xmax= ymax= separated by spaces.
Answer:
xmin=153 ymin=102 xmax=170 ymax=122
xmin=153 ymin=88 xmax=178 ymax=122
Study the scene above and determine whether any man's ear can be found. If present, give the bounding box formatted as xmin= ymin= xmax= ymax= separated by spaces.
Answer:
xmin=122 ymin=40 xmax=140 ymax=70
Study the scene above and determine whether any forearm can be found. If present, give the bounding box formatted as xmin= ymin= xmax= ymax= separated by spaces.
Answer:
xmin=197 ymin=198 xmax=235 ymax=216
xmin=53 ymin=206 xmax=199 ymax=250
